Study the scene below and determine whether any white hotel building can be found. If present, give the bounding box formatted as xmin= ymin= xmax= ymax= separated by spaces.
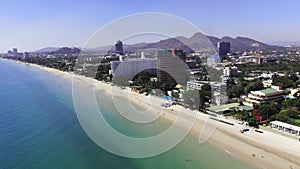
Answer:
xmin=111 ymin=58 xmax=157 ymax=78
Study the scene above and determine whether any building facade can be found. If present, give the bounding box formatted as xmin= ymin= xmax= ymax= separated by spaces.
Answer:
xmin=243 ymin=88 xmax=284 ymax=107
xmin=207 ymin=55 xmax=221 ymax=67
xmin=23 ymin=52 xmax=30 ymax=60
xmin=186 ymin=80 xmax=206 ymax=91
xmin=218 ymin=42 xmax=230 ymax=56
xmin=157 ymin=57 xmax=188 ymax=85
xmin=223 ymin=66 xmax=239 ymax=76
xmin=213 ymin=93 xmax=229 ymax=105
xmin=13 ymin=48 xmax=18 ymax=57
xmin=115 ymin=40 xmax=123 ymax=55
xmin=270 ymin=121 xmax=300 ymax=136
xmin=111 ymin=58 xmax=157 ymax=78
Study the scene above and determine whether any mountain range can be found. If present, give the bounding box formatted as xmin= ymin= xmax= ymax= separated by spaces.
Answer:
xmin=35 ymin=47 xmax=60 ymax=53
xmin=35 ymin=47 xmax=81 ymax=54
xmin=35 ymin=33 xmax=286 ymax=54
xmin=51 ymin=47 xmax=81 ymax=55
xmin=122 ymin=33 xmax=285 ymax=52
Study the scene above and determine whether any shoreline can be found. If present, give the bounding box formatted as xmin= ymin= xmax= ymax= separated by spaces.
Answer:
xmin=5 ymin=58 xmax=300 ymax=169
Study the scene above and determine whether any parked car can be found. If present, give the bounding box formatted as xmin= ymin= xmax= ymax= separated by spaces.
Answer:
xmin=254 ymin=129 xmax=263 ymax=133
xmin=240 ymin=128 xmax=249 ymax=133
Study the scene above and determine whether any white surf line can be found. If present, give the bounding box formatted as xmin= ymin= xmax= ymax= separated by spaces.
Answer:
xmin=223 ymin=149 xmax=235 ymax=156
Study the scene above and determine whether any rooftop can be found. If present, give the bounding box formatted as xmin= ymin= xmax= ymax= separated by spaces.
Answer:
xmin=237 ymin=105 xmax=254 ymax=111
xmin=271 ymin=121 xmax=300 ymax=132
xmin=208 ymin=103 xmax=239 ymax=112
xmin=260 ymin=88 xmax=278 ymax=94
xmin=250 ymin=88 xmax=283 ymax=96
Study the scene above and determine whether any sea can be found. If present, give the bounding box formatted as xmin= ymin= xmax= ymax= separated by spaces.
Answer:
xmin=0 ymin=59 xmax=257 ymax=169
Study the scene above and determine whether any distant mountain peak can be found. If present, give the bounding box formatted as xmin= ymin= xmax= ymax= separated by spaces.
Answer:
xmin=49 ymin=47 xmax=81 ymax=55
xmin=35 ymin=47 xmax=59 ymax=53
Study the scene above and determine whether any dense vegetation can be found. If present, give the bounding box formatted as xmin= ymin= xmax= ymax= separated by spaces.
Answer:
xmin=27 ymin=56 xmax=77 ymax=71
xmin=182 ymin=84 xmax=211 ymax=110
xmin=236 ymin=57 xmax=300 ymax=74
xmin=250 ymin=98 xmax=300 ymax=126
xmin=227 ymin=78 xmax=264 ymax=99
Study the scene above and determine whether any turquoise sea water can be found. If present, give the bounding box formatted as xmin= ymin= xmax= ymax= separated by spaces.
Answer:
xmin=0 ymin=59 xmax=257 ymax=169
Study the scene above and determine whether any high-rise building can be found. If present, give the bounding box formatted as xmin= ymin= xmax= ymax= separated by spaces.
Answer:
xmin=115 ymin=40 xmax=123 ymax=55
xmin=7 ymin=50 xmax=13 ymax=57
xmin=111 ymin=58 xmax=157 ymax=78
xmin=218 ymin=42 xmax=230 ymax=56
xmin=156 ymin=49 xmax=189 ymax=85
xmin=170 ymin=49 xmax=186 ymax=60
xmin=13 ymin=48 xmax=18 ymax=57
xmin=23 ymin=52 xmax=30 ymax=61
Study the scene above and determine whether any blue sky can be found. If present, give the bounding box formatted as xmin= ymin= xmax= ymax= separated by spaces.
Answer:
xmin=1 ymin=0 xmax=300 ymax=52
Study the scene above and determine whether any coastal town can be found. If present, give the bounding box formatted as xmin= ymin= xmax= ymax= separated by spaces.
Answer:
xmin=3 ymin=0 xmax=300 ymax=169
xmin=1 ymin=32 xmax=300 ymax=169
xmin=1 ymin=36 xmax=300 ymax=139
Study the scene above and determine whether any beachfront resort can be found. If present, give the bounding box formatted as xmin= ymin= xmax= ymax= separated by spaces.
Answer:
xmin=1 ymin=38 xmax=300 ymax=169
xmin=2 ymin=41 xmax=300 ymax=136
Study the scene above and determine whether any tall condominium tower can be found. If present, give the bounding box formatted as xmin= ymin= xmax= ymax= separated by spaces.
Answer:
xmin=115 ymin=40 xmax=123 ymax=55
xmin=218 ymin=42 xmax=230 ymax=56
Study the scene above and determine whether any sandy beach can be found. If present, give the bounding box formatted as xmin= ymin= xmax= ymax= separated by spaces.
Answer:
xmin=19 ymin=60 xmax=300 ymax=169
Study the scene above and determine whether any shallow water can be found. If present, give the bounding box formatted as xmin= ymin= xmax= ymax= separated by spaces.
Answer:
xmin=0 ymin=59 xmax=257 ymax=169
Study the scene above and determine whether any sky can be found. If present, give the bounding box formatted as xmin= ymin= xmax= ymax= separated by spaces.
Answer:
xmin=1 ymin=0 xmax=300 ymax=52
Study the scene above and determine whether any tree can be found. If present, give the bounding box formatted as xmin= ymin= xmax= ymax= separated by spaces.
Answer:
xmin=201 ymin=83 xmax=211 ymax=91
xmin=245 ymin=81 xmax=264 ymax=93
xmin=247 ymin=117 xmax=259 ymax=128
xmin=286 ymin=109 xmax=298 ymax=119
xmin=274 ymin=113 xmax=290 ymax=123
xmin=113 ymin=75 xmax=130 ymax=86
xmin=258 ymin=103 xmax=280 ymax=117
xmin=253 ymin=109 xmax=260 ymax=116
xmin=289 ymin=73 xmax=298 ymax=82
xmin=227 ymin=85 xmax=244 ymax=98
xmin=136 ymin=75 xmax=150 ymax=85
xmin=281 ymin=99 xmax=294 ymax=109
xmin=172 ymin=92 xmax=180 ymax=98
xmin=159 ymin=82 xmax=176 ymax=94
xmin=272 ymin=76 xmax=293 ymax=89
xmin=182 ymin=90 xmax=200 ymax=110
xmin=199 ymin=90 xmax=211 ymax=108
xmin=235 ymin=110 xmax=249 ymax=120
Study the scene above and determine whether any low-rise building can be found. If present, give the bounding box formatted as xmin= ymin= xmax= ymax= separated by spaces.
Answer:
xmin=262 ymin=79 xmax=273 ymax=88
xmin=290 ymin=88 xmax=300 ymax=97
xmin=186 ymin=80 xmax=205 ymax=91
xmin=207 ymin=55 xmax=221 ymax=67
xmin=223 ymin=66 xmax=239 ymax=76
xmin=270 ymin=121 xmax=300 ymax=136
xmin=213 ymin=93 xmax=228 ymax=105
xmin=243 ymin=88 xmax=284 ymax=107
xmin=211 ymin=82 xmax=227 ymax=95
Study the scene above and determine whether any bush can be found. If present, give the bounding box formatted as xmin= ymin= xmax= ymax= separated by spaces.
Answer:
xmin=247 ymin=117 xmax=259 ymax=128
